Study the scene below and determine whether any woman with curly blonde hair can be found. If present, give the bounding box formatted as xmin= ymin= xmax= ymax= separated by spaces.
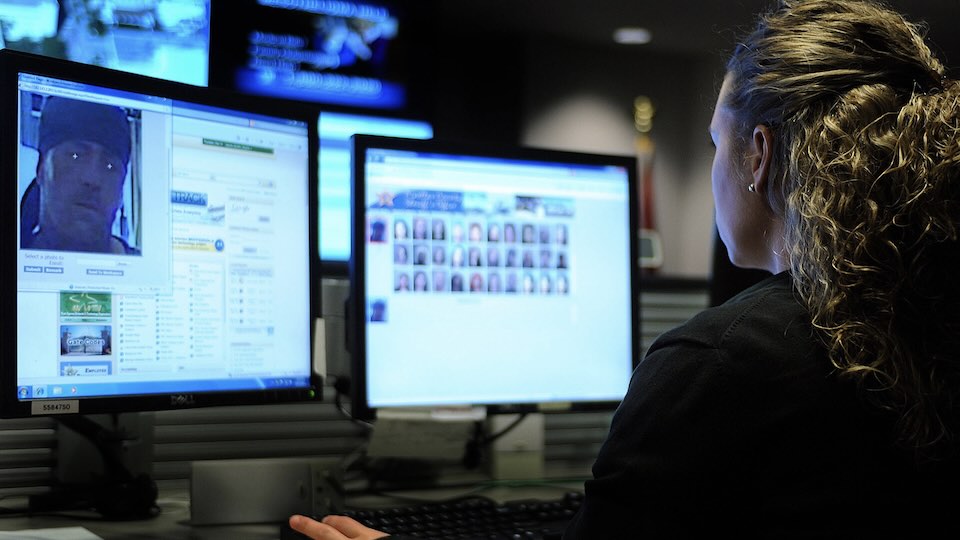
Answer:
xmin=287 ymin=2 xmax=960 ymax=539
xmin=723 ymin=0 xmax=960 ymax=461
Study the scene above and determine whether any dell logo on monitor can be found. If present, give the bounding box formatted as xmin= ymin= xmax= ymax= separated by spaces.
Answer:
xmin=170 ymin=394 xmax=197 ymax=407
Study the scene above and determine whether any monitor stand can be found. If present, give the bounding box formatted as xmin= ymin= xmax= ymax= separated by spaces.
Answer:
xmin=29 ymin=413 xmax=159 ymax=520
xmin=487 ymin=413 xmax=545 ymax=481
xmin=366 ymin=408 xmax=546 ymax=484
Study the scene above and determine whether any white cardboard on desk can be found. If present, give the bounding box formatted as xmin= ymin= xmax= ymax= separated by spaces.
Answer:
xmin=0 ymin=527 xmax=102 ymax=540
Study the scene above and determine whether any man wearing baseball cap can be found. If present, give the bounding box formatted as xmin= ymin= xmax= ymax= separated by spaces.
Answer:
xmin=21 ymin=96 xmax=139 ymax=255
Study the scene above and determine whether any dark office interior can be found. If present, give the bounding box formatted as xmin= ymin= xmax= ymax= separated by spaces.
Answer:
xmin=4 ymin=0 xmax=960 ymax=538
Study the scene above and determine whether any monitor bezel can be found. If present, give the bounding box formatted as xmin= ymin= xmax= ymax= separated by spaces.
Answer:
xmin=1 ymin=49 xmax=323 ymax=418
xmin=348 ymin=134 xmax=641 ymax=421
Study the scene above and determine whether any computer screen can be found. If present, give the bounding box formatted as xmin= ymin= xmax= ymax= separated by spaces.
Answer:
xmin=209 ymin=0 xmax=430 ymax=112
xmin=318 ymin=109 xmax=432 ymax=270
xmin=1 ymin=49 xmax=318 ymax=418
xmin=349 ymin=135 xmax=640 ymax=420
xmin=0 ymin=0 xmax=211 ymax=86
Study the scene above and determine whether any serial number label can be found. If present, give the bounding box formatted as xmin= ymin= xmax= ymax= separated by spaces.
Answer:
xmin=31 ymin=400 xmax=79 ymax=415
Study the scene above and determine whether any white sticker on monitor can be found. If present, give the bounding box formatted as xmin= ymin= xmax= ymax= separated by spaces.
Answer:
xmin=31 ymin=400 xmax=79 ymax=415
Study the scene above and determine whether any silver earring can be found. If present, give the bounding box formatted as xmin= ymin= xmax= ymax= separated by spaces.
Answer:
xmin=747 ymin=183 xmax=756 ymax=192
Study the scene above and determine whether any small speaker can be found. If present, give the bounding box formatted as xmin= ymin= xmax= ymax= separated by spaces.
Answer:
xmin=190 ymin=457 xmax=344 ymax=525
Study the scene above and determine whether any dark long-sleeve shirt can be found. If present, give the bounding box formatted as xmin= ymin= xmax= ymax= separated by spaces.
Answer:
xmin=564 ymin=272 xmax=959 ymax=538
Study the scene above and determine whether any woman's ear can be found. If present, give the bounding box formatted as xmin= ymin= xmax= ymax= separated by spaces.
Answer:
xmin=751 ymin=124 xmax=774 ymax=190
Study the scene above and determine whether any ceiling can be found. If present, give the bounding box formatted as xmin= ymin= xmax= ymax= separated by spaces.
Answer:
xmin=437 ymin=0 xmax=960 ymax=68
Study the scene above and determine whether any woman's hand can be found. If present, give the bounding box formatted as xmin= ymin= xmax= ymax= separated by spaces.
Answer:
xmin=288 ymin=514 xmax=391 ymax=540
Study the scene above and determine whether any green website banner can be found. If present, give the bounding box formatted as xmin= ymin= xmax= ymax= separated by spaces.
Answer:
xmin=60 ymin=292 xmax=113 ymax=321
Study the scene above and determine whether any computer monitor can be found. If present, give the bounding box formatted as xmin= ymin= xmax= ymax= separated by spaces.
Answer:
xmin=208 ymin=0 xmax=431 ymax=112
xmin=318 ymin=109 xmax=433 ymax=271
xmin=349 ymin=134 xmax=640 ymax=420
xmin=1 ymin=48 xmax=319 ymax=419
xmin=0 ymin=0 xmax=211 ymax=86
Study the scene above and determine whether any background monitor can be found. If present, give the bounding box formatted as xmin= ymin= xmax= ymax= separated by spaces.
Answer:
xmin=209 ymin=0 xmax=431 ymax=112
xmin=2 ymin=49 xmax=319 ymax=419
xmin=318 ymin=109 xmax=432 ymax=270
xmin=0 ymin=0 xmax=211 ymax=86
xmin=350 ymin=134 xmax=640 ymax=420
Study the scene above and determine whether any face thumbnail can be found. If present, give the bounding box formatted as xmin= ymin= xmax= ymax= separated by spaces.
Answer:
xmin=394 ymin=219 xmax=408 ymax=239
xmin=387 ymin=213 xmax=572 ymax=297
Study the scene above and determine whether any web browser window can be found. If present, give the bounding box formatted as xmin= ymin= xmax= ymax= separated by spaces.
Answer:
xmin=359 ymin=144 xmax=635 ymax=409
xmin=16 ymin=72 xmax=312 ymax=401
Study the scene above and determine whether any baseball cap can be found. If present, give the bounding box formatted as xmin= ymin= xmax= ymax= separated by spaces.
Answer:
xmin=38 ymin=96 xmax=132 ymax=165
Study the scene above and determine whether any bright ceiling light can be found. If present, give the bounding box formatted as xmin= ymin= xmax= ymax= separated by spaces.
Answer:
xmin=613 ymin=27 xmax=652 ymax=45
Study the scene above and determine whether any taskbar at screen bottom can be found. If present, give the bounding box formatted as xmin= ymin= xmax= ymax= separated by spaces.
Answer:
xmin=16 ymin=376 xmax=312 ymax=401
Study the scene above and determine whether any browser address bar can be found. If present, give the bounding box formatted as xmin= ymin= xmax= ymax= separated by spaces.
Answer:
xmin=19 ymin=82 xmax=171 ymax=113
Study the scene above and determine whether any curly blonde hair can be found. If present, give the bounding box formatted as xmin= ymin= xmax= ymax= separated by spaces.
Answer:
xmin=724 ymin=0 xmax=960 ymax=458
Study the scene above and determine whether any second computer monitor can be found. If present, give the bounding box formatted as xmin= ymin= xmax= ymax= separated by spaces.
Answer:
xmin=350 ymin=135 xmax=640 ymax=420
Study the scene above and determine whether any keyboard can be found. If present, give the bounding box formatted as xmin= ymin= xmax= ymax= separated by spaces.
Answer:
xmin=282 ymin=491 xmax=583 ymax=540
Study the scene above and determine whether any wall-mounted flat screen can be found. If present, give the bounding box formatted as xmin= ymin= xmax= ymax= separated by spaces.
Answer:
xmin=210 ymin=0 xmax=429 ymax=112
xmin=0 ymin=0 xmax=210 ymax=86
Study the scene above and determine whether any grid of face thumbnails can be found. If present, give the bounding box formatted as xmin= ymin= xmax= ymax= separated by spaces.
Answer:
xmin=390 ymin=216 xmax=570 ymax=295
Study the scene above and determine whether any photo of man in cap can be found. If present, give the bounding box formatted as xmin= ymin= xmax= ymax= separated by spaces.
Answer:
xmin=20 ymin=95 xmax=141 ymax=255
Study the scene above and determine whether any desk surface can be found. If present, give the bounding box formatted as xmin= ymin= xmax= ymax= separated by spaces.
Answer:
xmin=0 ymin=483 xmax=583 ymax=540
xmin=0 ymin=494 xmax=279 ymax=540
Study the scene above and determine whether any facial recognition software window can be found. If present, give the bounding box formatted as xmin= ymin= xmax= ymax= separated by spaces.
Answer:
xmin=16 ymin=101 xmax=311 ymax=399
xmin=16 ymin=74 xmax=174 ymax=294
xmin=362 ymin=151 xmax=634 ymax=407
